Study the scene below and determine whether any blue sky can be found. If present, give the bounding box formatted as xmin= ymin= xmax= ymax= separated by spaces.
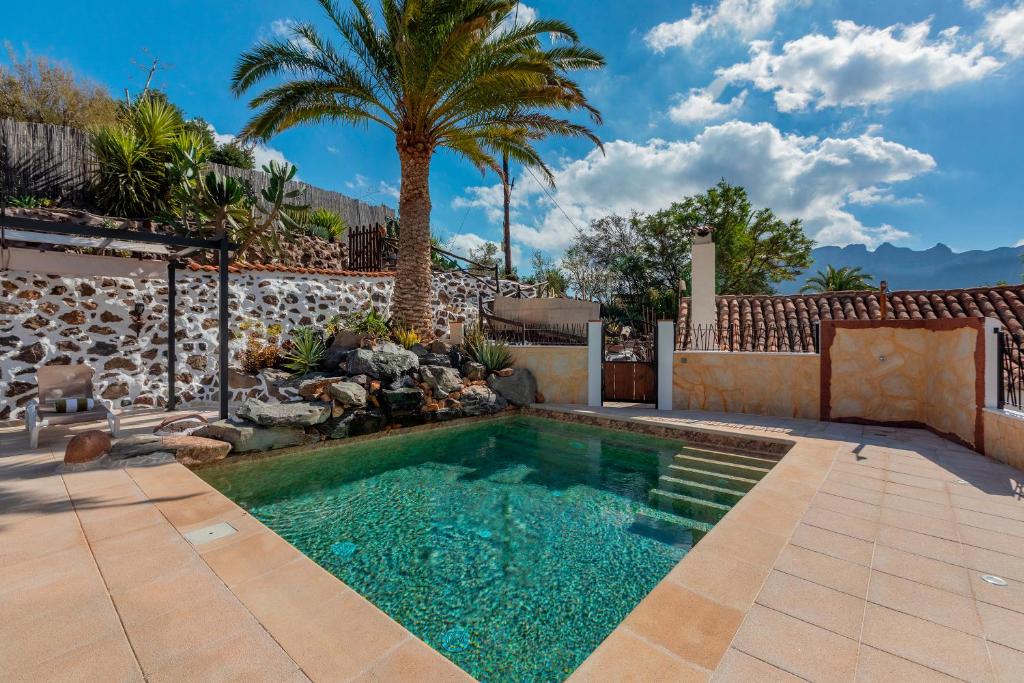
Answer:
xmin=4 ymin=0 xmax=1023 ymax=268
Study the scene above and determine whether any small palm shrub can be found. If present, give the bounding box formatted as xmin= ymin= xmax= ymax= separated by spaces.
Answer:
xmin=469 ymin=338 xmax=514 ymax=374
xmin=391 ymin=326 xmax=421 ymax=349
xmin=9 ymin=195 xmax=53 ymax=208
xmin=344 ymin=308 xmax=390 ymax=339
xmin=284 ymin=326 xmax=326 ymax=376
xmin=300 ymin=208 xmax=347 ymax=242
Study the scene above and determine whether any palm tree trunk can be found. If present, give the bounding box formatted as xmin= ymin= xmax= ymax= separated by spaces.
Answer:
xmin=502 ymin=152 xmax=512 ymax=277
xmin=392 ymin=148 xmax=434 ymax=338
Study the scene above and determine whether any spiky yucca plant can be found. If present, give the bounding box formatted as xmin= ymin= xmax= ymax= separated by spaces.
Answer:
xmin=231 ymin=0 xmax=605 ymax=336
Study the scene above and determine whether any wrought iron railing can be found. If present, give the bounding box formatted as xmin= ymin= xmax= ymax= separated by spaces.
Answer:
xmin=997 ymin=329 xmax=1023 ymax=411
xmin=481 ymin=311 xmax=587 ymax=346
xmin=677 ymin=322 xmax=821 ymax=353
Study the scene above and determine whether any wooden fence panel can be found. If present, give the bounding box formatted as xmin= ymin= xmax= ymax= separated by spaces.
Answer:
xmin=602 ymin=361 xmax=656 ymax=403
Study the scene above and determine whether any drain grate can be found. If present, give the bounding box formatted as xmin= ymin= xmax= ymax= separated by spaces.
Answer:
xmin=183 ymin=522 xmax=237 ymax=546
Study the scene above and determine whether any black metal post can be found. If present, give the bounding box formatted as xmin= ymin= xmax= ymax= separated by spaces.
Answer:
xmin=728 ymin=323 xmax=735 ymax=352
xmin=166 ymin=260 xmax=177 ymax=411
xmin=813 ymin=322 xmax=821 ymax=354
xmin=996 ymin=328 xmax=1006 ymax=410
xmin=218 ymin=237 xmax=230 ymax=420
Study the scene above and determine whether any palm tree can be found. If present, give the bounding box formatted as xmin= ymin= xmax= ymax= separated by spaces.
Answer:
xmin=800 ymin=265 xmax=874 ymax=293
xmin=231 ymin=0 xmax=605 ymax=335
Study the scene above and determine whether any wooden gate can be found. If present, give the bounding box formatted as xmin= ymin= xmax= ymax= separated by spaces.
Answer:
xmin=602 ymin=361 xmax=657 ymax=402
xmin=347 ymin=224 xmax=383 ymax=271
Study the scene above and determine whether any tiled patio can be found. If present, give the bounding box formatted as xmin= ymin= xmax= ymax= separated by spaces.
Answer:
xmin=3 ymin=405 xmax=1024 ymax=681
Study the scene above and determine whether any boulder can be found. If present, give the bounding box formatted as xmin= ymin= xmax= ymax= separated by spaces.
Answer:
xmin=156 ymin=413 xmax=208 ymax=431
xmin=428 ymin=339 xmax=451 ymax=354
xmin=154 ymin=413 xmax=208 ymax=436
xmin=348 ymin=374 xmax=369 ymax=387
xmin=298 ymin=375 xmax=344 ymax=399
xmin=487 ymin=368 xmax=538 ymax=407
xmin=64 ymin=430 xmax=111 ymax=464
xmin=460 ymin=385 xmax=507 ymax=416
xmin=494 ymin=368 xmax=515 ymax=378
xmin=161 ymin=435 xmax=232 ymax=466
xmin=420 ymin=353 xmax=451 ymax=367
xmin=318 ymin=409 xmax=385 ymax=439
xmin=228 ymin=367 xmax=260 ymax=390
xmin=380 ymin=387 xmax=424 ymax=416
xmin=328 ymin=329 xmax=366 ymax=351
xmin=195 ymin=419 xmax=308 ymax=453
xmin=461 ymin=361 xmax=487 ymax=381
xmin=109 ymin=434 xmax=166 ymax=460
xmin=327 ymin=381 xmax=368 ymax=407
xmin=236 ymin=398 xmax=331 ymax=427
xmin=346 ymin=342 xmax=418 ymax=381
xmin=260 ymin=369 xmax=298 ymax=401
xmin=420 ymin=365 xmax=463 ymax=398
xmin=409 ymin=343 xmax=430 ymax=357
xmin=426 ymin=405 xmax=464 ymax=422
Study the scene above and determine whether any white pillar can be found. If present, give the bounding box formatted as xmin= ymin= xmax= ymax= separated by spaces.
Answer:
xmin=657 ymin=320 xmax=675 ymax=411
xmin=587 ymin=321 xmax=602 ymax=407
xmin=984 ymin=317 xmax=1003 ymax=409
xmin=690 ymin=232 xmax=716 ymax=329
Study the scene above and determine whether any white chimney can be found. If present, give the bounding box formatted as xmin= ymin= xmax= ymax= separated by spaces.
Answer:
xmin=690 ymin=231 xmax=716 ymax=328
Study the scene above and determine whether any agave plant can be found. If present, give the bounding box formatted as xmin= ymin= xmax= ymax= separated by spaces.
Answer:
xmin=284 ymin=326 xmax=326 ymax=376
xmin=299 ymin=208 xmax=347 ymax=242
xmin=471 ymin=339 xmax=515 ymax=374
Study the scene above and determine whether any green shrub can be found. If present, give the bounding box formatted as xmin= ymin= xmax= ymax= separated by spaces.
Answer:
xmin=284 ymin=326 xmax=326 ymax=376
xmin=210 ymin=140 xmax=255 ymax=170
xmin=391 ymin=325 xmax=421 ymax=349
xmin=298 ymin=208 xmax=347 ymax=241
xmin=8 ymin=195 xmax=52 ymax=208
xmin=469 ymin=339 xmax=514 ymax=373
xmin=344 ymin=308 xmax=390 ymax=339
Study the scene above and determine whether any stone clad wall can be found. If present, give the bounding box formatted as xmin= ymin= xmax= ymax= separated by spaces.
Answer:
xmin=672 ymin=352 xmax=821 ymax=419
xmin=0 ymin=252 xmax=533 ymax=422
xmin=511 ymin=346 xmax=588 ymax=405
xmin=821 ymin=319 xmax=985 ymax=449
xmin=984 ymin=409 xmax=1024 ymax=470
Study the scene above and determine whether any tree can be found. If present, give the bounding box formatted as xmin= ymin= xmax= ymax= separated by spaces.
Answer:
xmin=231 ymin=0 xmax=604 ymax=336
xmin=210 ymin=140 xmax=256 ymax=170
xmin=800 ymin=265 xmax=874 ymax=293
xmin=524 ymin=250 xmax=567 ymax=296
xmin=467 ymin=240 xmax=501 ymax=276
xmin=0 ymin=45 xmax=119 ymax=128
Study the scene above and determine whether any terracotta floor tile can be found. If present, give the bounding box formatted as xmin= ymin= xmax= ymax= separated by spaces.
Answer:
xmin=255 ymin=589 xmax=410 ymax=683
xmin=961 ymin=546 xmax=1024 ymax=583
xmin=804 ymin=506 xmax=879 ymax=542
xmin=978 ymin=601 xmax=1024 ymax=652
xmin=829 ymin=471 xmax=886 ymax=493
xmin=0 ymin=544 xmax=99 ymax=598
xmin=756 ymin=570 xmax=865 ymax=639
xmin=710 ymin=649 xmax=801 ymax=682
xmin=956 ymin=508 xmax=1024 ymax=538
xmin=833 ymin=462 xmax=888 ymax=481
xmin=731 ymin=605 xmax=858 ymax=682
xmin=969 ymin=572 xmax=1024 ymax=614
xmin=855 ymin=645 xmax=959 ymax=682
xmin=694 ymin=520 xmax=788 ymax=569
xmin=668 ymin=546 xmax=772 ymax=612
xmin=146 ymin=625 xmax=301 ymax=683
xmin=790 ymin=523 xmax=875 ymax=566
xmin=887 ymin=471 xmax=947 ymax=491
xmin=950 ymin=494 xmax=1024 ymax=522
xmin=623 ymin=581 xmax=743 ymax=671
xmin=113 ymin=559 xmax=236 ymax=627
xmin=1 ymin=515 xmax=88 ymax=566
xmin=819 ymin=480 xmax=884 ymax=505
xmin=77 ymin=502 xmax=167 ymax=543
xmin=880 ymin=492 xmax=955 ymax=520
xmin=0 ymin=594 xmax=123 ymax=667
xmin=879 ymin=508 xmax=959 ymax=541
xmin=350 ymin=638 xmax=474 ymax=683
xmin=870 ymin=545 xmax=971 ymax=596
xmin=151 ymin=489 xmax=240 ymax=528
xmin=199 ymin=527 xmax=301 ymax=587
xmin=811 ymin=491 xmax=881 ymax=522
xmin=567 ymin=628 xmax=708 ymax=683
xmin=884 ymin=482 xmax=949 ymax=505
xmin=232 ymin=556 xmax=353 ymax=623
xmin=728 ymin=494 xmax=804 ymax=537
xmin=91 ymin=528 xmax=198 ymax=591
xmin=988 ymin=642 xmax=1024 ymax=683
xmin=5 ymin=632 xmax=143 ymax=683
xmin=875 ymin=525 xmax=964 ymax=565
xmin=867 ymin=571 xmax=981 ymax=635
xmin=773 ymin=544 xmax=870 ymax=597
xmin=959 ymin=524 xmax=1024 ymax=559
xmin=861 ymin=604 xmax=993 ymax=682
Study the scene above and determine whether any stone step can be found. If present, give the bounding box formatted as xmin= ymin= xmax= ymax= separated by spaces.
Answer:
xmin=649 ymin=488 xmax=733 ymax=524
xmin=666 ymin=464 xmax=760 ymax=492
xmin=631 ymin=509 xmax=710 ymax=548
xmin=681 ymin=445 xmax=780 ymax=470
xmin=658 ymin=474 xmax=746 ymax=506
xmin=673 ymin=453 xmax=772 ymax=480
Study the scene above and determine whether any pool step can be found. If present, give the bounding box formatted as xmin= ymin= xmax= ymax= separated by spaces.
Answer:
xmin=632 ymin=509 xmax=710 ymax=547
xmin=680 ymin=445 xmax=781 ymax=470
xmin=658 ymin=475 xmax=746 ymax=506
xmin=666 ymin=464 xmax=760 ymax=493
xmin=649 ymin=488 xmax=733 ymax=524
xmin=673 ymin=453 xmax=772 ymax=481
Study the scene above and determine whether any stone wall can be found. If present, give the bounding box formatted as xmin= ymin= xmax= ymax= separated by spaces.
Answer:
xmin=672 ymin=352 xmax=821 ymax=419
xmin=821 ymin=319 xmax=985 ymax=449
xmin=0 ymin=249 xmax=532 ymax=422
xmin=983 ymin=408 xmax=1024 ymax=470
xmin=511 ymin=346 xmax=589 ymax=405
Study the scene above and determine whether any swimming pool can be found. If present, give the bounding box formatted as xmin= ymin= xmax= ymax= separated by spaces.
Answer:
xmin=198 ymin=415 xmax=776 ymax=681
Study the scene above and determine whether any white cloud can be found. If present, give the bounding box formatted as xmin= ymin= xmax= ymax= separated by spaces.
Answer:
xmin=984 ymin=3 xmax=1024 ymax=57
xmin=645 ymin=0 xmax=804 ymax=51
xmin=495 ymin=3 xmax=538 ymax=36
xmin=717 ymin=20 xmax=1002 ymax=112
xmin=847 ymin=185 xmax=924 ymax=206
xmin=344 ymin=174 xmax=399 ymax=201
xmin=669 ymin=87 xmax=748 ymax=123
xmin=451 ymin=183 xmax=529 ymax=222
xmin=459 ymin=121 xmax=936 ymax=252
xmin=269 ymin=18 xmax=314 ymax=52
xmin=208 ymin=128 xmax=292 ymax=171
xmin=1015 ymin=238 xmax=1024 ymax=247
xmin=446 ymin=232 xmax=524 ymax=268
xmin=965 ymin=0 xmax=987 ymax=9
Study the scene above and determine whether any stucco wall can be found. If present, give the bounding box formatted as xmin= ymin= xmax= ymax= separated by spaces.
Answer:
xmin=512 ymin=345 xmax=588 ymax=405
xmin=984 ymin=409 xmax=1024 ymax=470
xmin=822 ymin=319 xmax=984 ymax=449
xmin=671 ymin=351 xmax=821 ymax=419
xmin=1 ymin=250 xmax=531 ymax=421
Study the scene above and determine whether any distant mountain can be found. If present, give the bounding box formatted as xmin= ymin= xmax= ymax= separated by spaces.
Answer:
xmin=777 ymin=243 xmax=1024 ymax=294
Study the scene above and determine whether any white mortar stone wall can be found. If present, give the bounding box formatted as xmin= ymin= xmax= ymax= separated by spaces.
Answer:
xmin=0 ymin=261 xmax=532 ymax=421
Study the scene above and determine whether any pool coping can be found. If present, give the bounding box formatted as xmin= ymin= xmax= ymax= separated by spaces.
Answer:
xmin=135 ymin=405 xmax=816 ymax=681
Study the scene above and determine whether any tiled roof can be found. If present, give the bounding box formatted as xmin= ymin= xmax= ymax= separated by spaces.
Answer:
xmin=679 ymin=285 xmax=1024 ymax=341
xmin=184 ymin=260 xmax=394 ymax=278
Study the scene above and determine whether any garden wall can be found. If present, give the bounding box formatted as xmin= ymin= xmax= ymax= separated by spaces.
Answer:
xmin=511 ymin=346 xmax=588 ymax=405
xmin=821 ymin=319 xmax=986 ymax=449
xmin=0 ymin=248 xmax=530 ymax=422
xmin=983 ymin=408 xmax=1024 ymax=470
xmin=671 ymin=351 xmax=820 ymax=419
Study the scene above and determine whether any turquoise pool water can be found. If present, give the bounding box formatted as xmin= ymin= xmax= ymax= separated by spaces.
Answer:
xmin=199 ymin=416 xmax=747 ymax=681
